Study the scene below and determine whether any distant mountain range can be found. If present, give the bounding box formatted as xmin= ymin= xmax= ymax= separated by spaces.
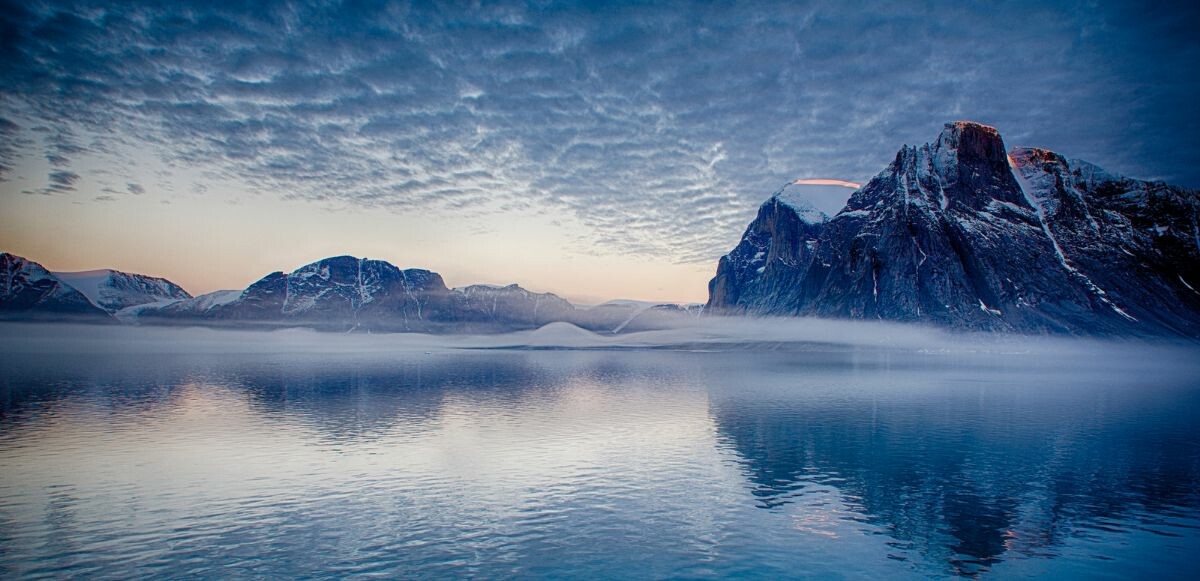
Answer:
xmin=1 ymin=252 xmax=700 ymax=334
xmin=707 ymin=121 xmax=1200 ymax=337
xmin=5 ymin=121 xmax=1197 ymax=338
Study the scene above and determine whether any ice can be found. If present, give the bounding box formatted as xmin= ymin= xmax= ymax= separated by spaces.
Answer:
xmin=770 ymin=178 xmax=857 ymax=223
xmin=52 ymin=270 xmax=110 ymax=307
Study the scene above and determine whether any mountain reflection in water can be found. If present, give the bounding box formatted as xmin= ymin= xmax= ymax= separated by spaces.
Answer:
xmin=1 ymin=347 xmax=1197 ymax=578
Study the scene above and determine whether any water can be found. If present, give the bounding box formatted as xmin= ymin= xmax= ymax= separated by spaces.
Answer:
xmin=2 ymin=340 xmax=1199 ymax=578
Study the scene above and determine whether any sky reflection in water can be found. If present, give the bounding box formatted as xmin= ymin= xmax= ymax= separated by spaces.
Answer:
xmin=1 ymin=346 xmax=1198 ymax=578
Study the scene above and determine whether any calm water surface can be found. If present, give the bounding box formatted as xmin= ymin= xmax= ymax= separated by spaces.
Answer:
xmin=1 ymin=345 xmax=1199 ymax=578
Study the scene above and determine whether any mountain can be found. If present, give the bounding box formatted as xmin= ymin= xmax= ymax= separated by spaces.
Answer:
xmin=138 ymin=255 xmax=582 ymax=333
xmin=1 ymin=253 xmax=114 ymax=322
xmin=53 ymin=269 xmax=192 ymax=313
xmin=707 ymin=121 xmax=1200 ymax=337
xmin=120 ymin=289 xmax=240 ymax=323
xmin=449 ymin=284 xmax=576 ymax=332
xmin=130 ymin=255 xmax=705 ymax=333
xmin=3 ymin=251 xmax=696 ymax=334
xmin=194 ymin=255 xmax=450 ymax=332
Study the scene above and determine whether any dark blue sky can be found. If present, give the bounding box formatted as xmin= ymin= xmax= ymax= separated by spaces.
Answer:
xmin=1 ymin=0 xmax=1198 ymax=292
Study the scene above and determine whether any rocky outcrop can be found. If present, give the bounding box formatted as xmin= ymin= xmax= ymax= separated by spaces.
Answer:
xmin=707 ymin=182 xmax=830 ymax=315
xmin=1 ymin=252 xmax=114 ymax=322
xmin=707 ymin=121 xmax=1200 ymax=337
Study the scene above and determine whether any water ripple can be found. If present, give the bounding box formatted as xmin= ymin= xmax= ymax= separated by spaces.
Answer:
xmin=1 ymin=349 xmax=1198 ymax=578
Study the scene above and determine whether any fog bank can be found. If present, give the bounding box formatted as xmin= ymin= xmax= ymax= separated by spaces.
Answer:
xmin=2 ymin=318 xmax=1196 ymax=367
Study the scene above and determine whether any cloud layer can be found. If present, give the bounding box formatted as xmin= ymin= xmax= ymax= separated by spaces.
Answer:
xmin=2 ymin=0 xmax=1197 ymax=263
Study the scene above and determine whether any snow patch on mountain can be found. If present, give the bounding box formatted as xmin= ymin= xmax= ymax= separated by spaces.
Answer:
xmin=54 ymin=269 xmax=191 ymax=313
xmin=2 ymin=253 xmax=112 ymax=320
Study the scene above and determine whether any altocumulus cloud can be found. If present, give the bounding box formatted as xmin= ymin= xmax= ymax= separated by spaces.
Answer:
xmin=1 ymin=0 xmax=1197 ymax=263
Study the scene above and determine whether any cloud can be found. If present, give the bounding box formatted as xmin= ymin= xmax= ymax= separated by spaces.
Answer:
xmin=0 ymin=117 xmax=28 ymax=179
xmin=45 ymin=169 xmax=80 ymax=193
xmin=1 ymin=0 xmax=1197 ymax=263
xmin=792 ymin=178 xmax=861 ymax=188
xmin=6 ymin=316 xmax=1197 ymax=359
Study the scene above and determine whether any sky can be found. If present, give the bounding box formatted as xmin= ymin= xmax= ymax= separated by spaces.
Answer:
xmin=1 ymin=0 xmax=1198 ymax=303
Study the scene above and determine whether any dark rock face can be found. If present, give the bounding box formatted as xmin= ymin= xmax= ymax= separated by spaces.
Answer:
xmin=1009 ymin=147 xmax=1200 ymax=335
xmin=0 ymin=253 xmax=113 ymax=322
xmin=707 ymin=121 xmax=1200 ymax=337
xmin=707 ymin=183 xmax=829 ymax=315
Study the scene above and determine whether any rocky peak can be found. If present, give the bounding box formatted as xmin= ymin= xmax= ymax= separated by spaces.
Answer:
xmin=707 ymin=122 xmax=1200 ymax=337
xmin=935 ymin=121 xmax=1007 ymax=167
xmin=843 ymin=121 xmax=1021 ymax=216
xmin=1 ymin=252 xmax=113 ymax=320
xmin=931 ymin=121 xmax=1026 ymax=210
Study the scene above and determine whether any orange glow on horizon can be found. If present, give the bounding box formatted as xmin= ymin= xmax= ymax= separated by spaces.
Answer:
xmin=791 ymin=178 xmax=862 ymax=188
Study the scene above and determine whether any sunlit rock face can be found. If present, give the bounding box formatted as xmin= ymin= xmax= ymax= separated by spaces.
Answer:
xmin=708 ymin=121 xmax=1200 ymax=337
xmin=0 ymin=252 xmax=114 ymax=322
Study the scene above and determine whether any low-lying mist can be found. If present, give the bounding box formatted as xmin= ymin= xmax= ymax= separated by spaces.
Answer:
xmin=2 ymin=315 xmax=1197 ymax=369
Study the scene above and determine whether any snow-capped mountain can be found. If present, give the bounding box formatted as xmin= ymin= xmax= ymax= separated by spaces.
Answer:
xmin=132 ymin=255 xmax=702 ymax=333
xmin=53 ymin=269 xmax=191 ymax=313
xmin=138 ymin=255 xmax=584 ymax=333
xmin=707 ymin=121 xmax=1200 ymax=337
xmin=4 ymin=251 xmax=697 ymax=333
xmin=194 ymin=255 xmax=450 ymax=332
xmin=1 ymin=253 xmax=113 ymax=321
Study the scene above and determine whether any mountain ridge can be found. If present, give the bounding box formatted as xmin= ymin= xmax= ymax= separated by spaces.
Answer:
xmin=5 ymin=120 xmax=1196 ymax=338
xmin=1 ymin=250 xmax=703 ymax=334
xmin=52 ymin=268 xmax=192 ymax=313
xmin=706 ymin=121 xmax=1200 ymax=337
xmin=1 ymin=253 xmax=114 ymax=322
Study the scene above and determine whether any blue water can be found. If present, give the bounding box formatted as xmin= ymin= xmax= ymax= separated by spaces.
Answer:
xmin=2 ymin=344 xmax=1199 ymax=578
